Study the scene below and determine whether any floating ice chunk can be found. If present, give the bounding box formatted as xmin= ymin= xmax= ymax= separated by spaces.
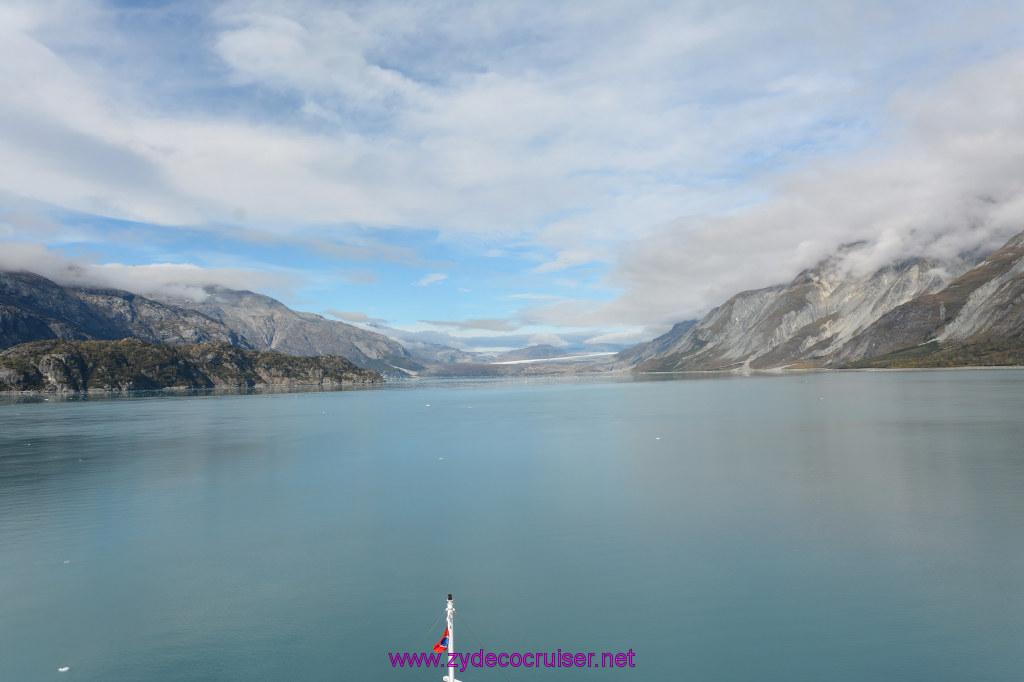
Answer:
xmin=64 ymin=560 xmax=70 ymax=564
xmin=58 ymin=667 xmax=69 ymax=672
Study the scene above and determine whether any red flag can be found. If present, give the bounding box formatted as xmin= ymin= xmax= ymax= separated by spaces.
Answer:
xmin=433 ymin=628 xmax=449 ymax=653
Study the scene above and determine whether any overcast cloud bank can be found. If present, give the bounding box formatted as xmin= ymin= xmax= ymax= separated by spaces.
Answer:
xmin=2 ymin=0 xmax=1023 ymax=345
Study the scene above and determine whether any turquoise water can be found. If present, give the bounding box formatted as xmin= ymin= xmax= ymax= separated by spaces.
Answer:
xmin=1 ymin=371 xmax=1023 ymax=681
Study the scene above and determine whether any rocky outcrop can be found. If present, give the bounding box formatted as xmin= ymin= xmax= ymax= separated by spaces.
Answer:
xmin=0 ymin=339 xmax=382 ymax=392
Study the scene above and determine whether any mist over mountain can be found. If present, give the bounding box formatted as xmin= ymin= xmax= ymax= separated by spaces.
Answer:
xmin=622 ymin=229 xmax=1024 ymax=371
xmin=1 ymin=271 xmax=248 ymax=349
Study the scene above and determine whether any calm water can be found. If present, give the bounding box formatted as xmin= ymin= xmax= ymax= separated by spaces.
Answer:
xmin=1 ymin=371 xmax=1023 ymax=681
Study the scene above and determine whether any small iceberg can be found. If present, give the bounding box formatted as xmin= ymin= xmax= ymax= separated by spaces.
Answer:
xmin=58 ymin=667 xmax=69 ymax=672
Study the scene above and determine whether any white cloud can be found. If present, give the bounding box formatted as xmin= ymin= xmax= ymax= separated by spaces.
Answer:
xmin=527 ymin=333 xmax=568 ymax=347
xmin=3 ymin=0 xmax=1017 ymax=243
xmin=588 ymin=50 xmax=1024 ymax=328
xmin=414 ymin=273 xmax=447 ymax=286
xmin=2 ymin=1 xmax=1024 ymax=342
xmin=324 ymin=309 xmax=388 ymax=324
xmin=419 ymin=317 xmax=518 ymax=332
xmin=584 ymin=329 xmax=653 ymax=346
xmin=0 ymin=240 xmax=299 ymax=300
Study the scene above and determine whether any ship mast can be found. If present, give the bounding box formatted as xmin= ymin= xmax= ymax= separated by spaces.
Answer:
xmin=444 ymin=594 xmax=457 ymax=682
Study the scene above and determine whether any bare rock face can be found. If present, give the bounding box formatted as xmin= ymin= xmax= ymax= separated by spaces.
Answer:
xmin=834 ymin=231 xmax=1024 ymax=364
xmin=0 ymin=272 xmax=246 ymax=348
xmin=154 ymin=287 xmax=421 ymax=374
xmin=0 ymin=272 xmax=419 ymax=374
xmin=625 ymin=241 xmax=998 ymax=371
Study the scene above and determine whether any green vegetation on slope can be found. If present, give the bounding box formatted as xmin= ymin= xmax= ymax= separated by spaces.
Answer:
xmin=838 ymin=337 xmax=1024 ymax=369
xmin=0 ymin=339 xmax=383 ymax=392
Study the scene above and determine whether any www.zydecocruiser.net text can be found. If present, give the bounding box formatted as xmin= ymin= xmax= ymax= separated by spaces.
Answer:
xmin=389 ymin=649 xmax=637 ymax=671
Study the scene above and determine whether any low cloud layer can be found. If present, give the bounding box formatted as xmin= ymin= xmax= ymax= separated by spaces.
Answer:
xmin=0 ymin=241 xmax=299 ymax=300
xmin=591 ymin=51 xmax=1024 ymax=329
xmin=419 ymin=318 xmax=520 ymax=332
xmin=325 ymin=309 xmax=388 ymax=324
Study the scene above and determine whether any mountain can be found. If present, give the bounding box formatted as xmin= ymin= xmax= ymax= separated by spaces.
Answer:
xmin=0 ymin=339 xmax=381 ymax=392
xmin=0 ymin=271 xmax=248 ymax=349
xmin=359 ymin=324 xmax=483 ymax=364
xmin=615 ymin=320 xmax=697 ymax=366
xmin=0 ymin=271 xmax=420 ymax=374
xmin=153 ymin=287 xmax=421 ymax=374
xmin=400 ymin=341 xmax=481 ymax=364
xmin=835 ymin=231 xmax=1024 ymax=366
xmin=626 ymin=253 xmax=957 ymax=371
xmin=626 ymin=229 xmax=1024 ymax=371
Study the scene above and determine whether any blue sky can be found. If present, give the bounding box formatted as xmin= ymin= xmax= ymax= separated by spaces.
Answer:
xmin=2 ymin=1 xmax=1024 ymax=351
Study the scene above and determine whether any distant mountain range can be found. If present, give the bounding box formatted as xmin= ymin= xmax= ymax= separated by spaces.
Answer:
xmin=0 ymin=272 xmax=418 ymax=375
xmin=5 ymin=227 xmax=1024 ymax=380
xmin=621 ymin=229 xmax=1024 ymax=371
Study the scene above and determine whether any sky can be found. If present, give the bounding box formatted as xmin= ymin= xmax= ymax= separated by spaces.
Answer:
xmin=2 ymin=0 xmax=1024 ymax=351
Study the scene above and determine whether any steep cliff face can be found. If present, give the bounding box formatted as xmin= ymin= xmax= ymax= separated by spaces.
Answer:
xmin=834 ymin=231 xmax=1024 ymax=364
xmin=154 ymin=287 xmax=421 ymax=374
xmin=0 ymin=339 xmax=382 ymax=392
xmin=0 ymin=272 xmax=246 ymax=348
xmin=628 ymin=253 xmax=967 ymax=372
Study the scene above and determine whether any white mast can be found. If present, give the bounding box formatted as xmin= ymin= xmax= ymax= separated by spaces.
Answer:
xmin=443 ymin=593 xmax=460 ymax=682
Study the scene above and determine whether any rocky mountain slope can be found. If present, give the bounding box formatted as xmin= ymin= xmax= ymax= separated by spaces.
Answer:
xmin=615 ymin=320 xmax=697 ymax=366
xmin=0 ymin=339 xmax=382 ymax=392
xmin=832 ymin=231 xmax=1024 ymax=364
xmin=622 ymin=229 xmax=1024 ymax=371
xmin=0 ymin=271 xmax=419 ymax=373
xmin=627 ymin=254 xmax=958 ymax=371
xmin=1 ymin=271 xmax=247 ymax=349
xmin=154 ymin=287 xmax=421 ymax=374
